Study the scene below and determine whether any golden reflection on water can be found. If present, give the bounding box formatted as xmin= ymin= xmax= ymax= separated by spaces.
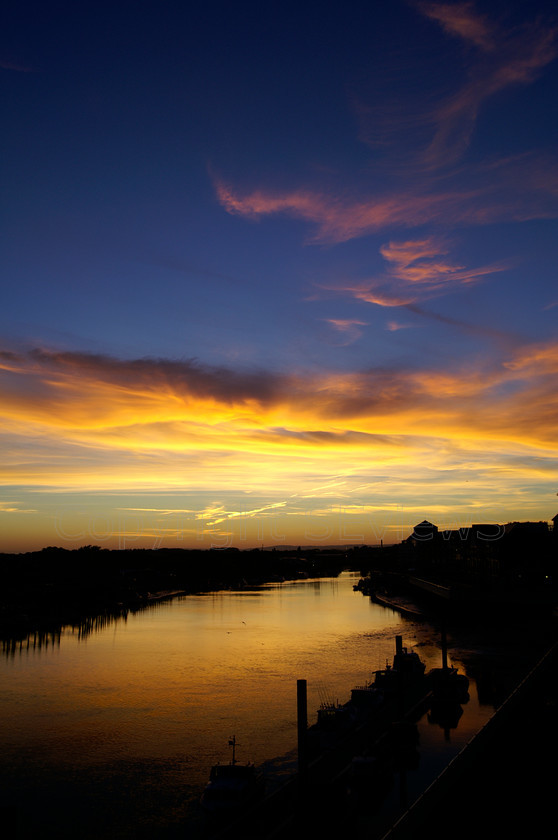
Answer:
xmin=1 ymin=575 xmax=404 ymax=764
xmin=0 ymin=572 xmax=497 ymax=837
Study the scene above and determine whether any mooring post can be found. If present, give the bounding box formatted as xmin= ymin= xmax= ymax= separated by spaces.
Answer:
xmin=441 ymin=625 xmax=448 ymax=670
xmin=297 ymin=679 xmax=308 ymax=776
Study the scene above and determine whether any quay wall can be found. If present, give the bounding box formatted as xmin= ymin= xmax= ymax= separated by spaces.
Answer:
xmin=380 ymin=640 xmax=558 ymax=840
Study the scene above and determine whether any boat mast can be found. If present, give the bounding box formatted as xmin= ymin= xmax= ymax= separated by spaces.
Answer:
xmin=229 ymin=735 xmax=237 ymax=764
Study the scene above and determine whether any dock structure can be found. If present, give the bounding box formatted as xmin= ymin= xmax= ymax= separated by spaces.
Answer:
xmin=210 ymin=665 xmax=432 ymax=838
xmin=209 ymin=639 xmax=558 ymax=840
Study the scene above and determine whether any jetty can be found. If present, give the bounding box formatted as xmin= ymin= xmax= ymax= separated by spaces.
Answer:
xmin=209 ymin=636 xmax=433 ymax=839
xmin=207 ymin=633 xmax=557 ymax=839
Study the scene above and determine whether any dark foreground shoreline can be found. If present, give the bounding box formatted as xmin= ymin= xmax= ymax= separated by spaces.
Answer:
xmin=4 ymin=539 xmax=558 ymax=645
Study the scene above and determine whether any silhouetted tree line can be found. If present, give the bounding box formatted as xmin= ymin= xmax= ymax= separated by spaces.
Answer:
xmin=0 ymin=545 xmax=352 ymax=638
xmin=4 ymin=524 xmax=553 ymax=639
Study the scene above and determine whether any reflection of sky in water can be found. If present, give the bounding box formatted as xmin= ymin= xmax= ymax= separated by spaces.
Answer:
xmin=0 ymin=573 xmax=508 ymax=837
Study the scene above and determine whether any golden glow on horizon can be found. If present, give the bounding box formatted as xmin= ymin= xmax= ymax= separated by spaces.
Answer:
xmin=1 ymin=342 xmax=558 ymax=550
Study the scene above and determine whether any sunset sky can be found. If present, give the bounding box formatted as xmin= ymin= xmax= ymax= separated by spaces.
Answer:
xmin=2 ymin=0 xmax=558 ymax=552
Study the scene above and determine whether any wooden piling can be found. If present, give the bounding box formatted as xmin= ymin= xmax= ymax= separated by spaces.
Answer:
xmin=297 ymin=679 xmax=308 ymax=775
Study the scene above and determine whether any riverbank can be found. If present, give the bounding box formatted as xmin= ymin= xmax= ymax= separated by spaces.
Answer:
xmin=0 ymin=545 xmax=349 ymax=640
xmin=356 ymin=573 xmax=558 ymax=712
xmin=359 ymin=569 xmax=558 ymax=620
xmin=370 ymin=590 xmax=431 ymax=619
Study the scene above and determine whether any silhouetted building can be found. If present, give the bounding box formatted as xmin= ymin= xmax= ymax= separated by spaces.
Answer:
xmin=503 ymin=521 xmax=549 ymax=538
xmin=407 ymin=520 xmax=438 ymax=543
xmin=398 ymin=517 xmax=554 ymax=585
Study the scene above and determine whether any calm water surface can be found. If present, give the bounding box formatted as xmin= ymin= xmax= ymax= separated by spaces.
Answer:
xmin=0 ymin=572 xmax=531 ymax=838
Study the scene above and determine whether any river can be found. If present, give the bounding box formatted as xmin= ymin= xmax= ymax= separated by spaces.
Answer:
xmin=1 ymin=571 xmax=553 ymax=838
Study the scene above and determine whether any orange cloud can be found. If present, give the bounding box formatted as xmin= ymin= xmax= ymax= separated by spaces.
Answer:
xmin=214 ymin=175 xmax=495 ymax=243
xmin=352 ymin=288 xmax=416 ymax=308
xmin=328 ymin=237 xmax=509 ymax=328
xmin=215 ymin=163 xmax=558 ymax=244
xmin=2 ymin=343 xmax=558 ymax=548
xmin=503 ymin=341 xmax=558 ymax=376
xmin=379 ymin=237 xmax=505 ymax=289
xmin=1 ymin=342 xmax=558 ymax=451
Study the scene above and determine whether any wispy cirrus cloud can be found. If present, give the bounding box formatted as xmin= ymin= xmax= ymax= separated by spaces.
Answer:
xmin=214 ymin=155 xmax=558 ymax=244
xmin=322 ymin=319 xmax=368 ymax=345
xmin=359 ymin=3 xmax=558 ymax=170
xmin=422 ymin=19 xmax=558 ymax=169
xmin=217 ymin=165 xmax=543 ymax=245
xmin=417 ymin=1 xmax=496 ymax=51
xmin=0 ymin=58 xmax=34 ymax=73
xmin=0 ymin=501 xmax=37 ymax=513
xmin=118 ymin=500 xmax=288 ymax=527
xmin=386 ymin=320 xmax=415 ymax=332
xmin=214 ymin=5 xmax=558 ymax=247
xmin=377 ymin=236 xmax=506 ymax=291
xmin=324 ymin=237 xmax=509 ymax=334
xmin=214 ymin=177 xmax=472 ymax=242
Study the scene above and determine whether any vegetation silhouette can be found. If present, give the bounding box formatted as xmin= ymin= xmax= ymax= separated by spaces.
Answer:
xmin=0 ymin=544 xmax=349 ymax=643
xmin=1 ymin=514 xmax=556 ymax=645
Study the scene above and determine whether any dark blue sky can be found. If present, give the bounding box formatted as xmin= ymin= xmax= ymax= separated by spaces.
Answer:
xmin=2 ymin=1 xmax=558 ymax=550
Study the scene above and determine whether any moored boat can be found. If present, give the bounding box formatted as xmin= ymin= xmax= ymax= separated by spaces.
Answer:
xmin=392 ymin=635 xmax=426 ymax=682
xmin=316 ymin=699 xmax=357 ymax=731
xmin=308 ymin=635 xmax=427 ymax=757
xmin=200 ymin=736 xmax=266 ymax=816
xmin=428 ymin=664 xmax=469 ymax=702
xmin=351 ymin=635 xmax=426 ymax=708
